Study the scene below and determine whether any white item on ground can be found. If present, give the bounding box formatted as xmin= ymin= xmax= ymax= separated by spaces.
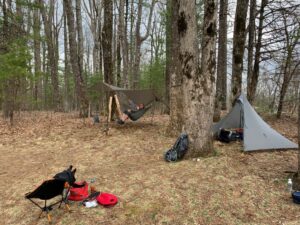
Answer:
xmin=84 ymin=200 xmax=98 ymax=208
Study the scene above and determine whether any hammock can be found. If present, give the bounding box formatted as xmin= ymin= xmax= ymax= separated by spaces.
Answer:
xmin=125 ymin=105 xmax=152 ymax=121
xmin=102 ymin=82 xmax=158 ymax=121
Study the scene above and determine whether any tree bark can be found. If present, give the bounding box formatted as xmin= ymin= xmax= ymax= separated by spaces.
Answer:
xmin=165 ymin=0 xmax=172 ymax=114
xmin=64 ymin=0 xmax=89 ymax=117
xmin=176 ymin=0 xmax=217 ymax=157
xmin=298 ymin=88 xmax=300 ymax=177
xmin=40 ymin=0 xmax=61 ymax=111
xmin=118 ymin=0 xmax=129 ymax=87
xmin=246 ymin=0 xmax=256 ymax=102
xmin=42 ymin=39 xmax=48 ymax=108
xmin=33 ymin=0 xmax=41 ymax=107
xmin=102 ymin=0 xmax=114 ymax=84
xmin=168 ymin=0 xmax=183 ymax=134
xmin=121 ymin=0 xmax=129 ymax=87
xmin=116 ymin=0 xmax=123 ymax=86
xmin=213 ymin=0 xmax=228 ymax=121
xmin=231 ymin=0 xmax=249 ymax=101
xmin=76 ymin=0 xmax=84 ymax=80
xmin=129 ymin=0 xmax=135 ymax=88
xmin=63 ymin=0 xmax=72 ymax=111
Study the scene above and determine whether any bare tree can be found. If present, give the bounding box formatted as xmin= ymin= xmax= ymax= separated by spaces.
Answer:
xmin=247 ymin=0 xmax=268 ymax=103
xmin=63 ymin=0 xmax=72 ymax=111
xmin=276 ymin=6 xmax=300 ymax=118
xmin=102 ymin=0 xmax=113 ymax=84
xmin=298 ymin=84 xmax=300 ymax=178
xmin=83 ymin=0 xmax=103 ymax=75
xmin=165 ymin=0 xmax=172 ymax=113
xmin=168 ymin=0 xmax=183 ymax=133
xmin=33 ymin=0 xmax=41 ymax=107
xmin=246 ymin=0 xmax=256 ymax=102
xmin=231 ymin=0 xmax=249 ymax=100
xmin=64 ymin=0 xmax=89 ymax=117
xmin=76 ymin=0 xmax=84 ymax=81
xmin=40 ymin=0 xmax=61 ymax=111
xmin=132 ymin=0 xmax=155 ymax=89
xmin=213 ymin=0 xmax=228 ymax=121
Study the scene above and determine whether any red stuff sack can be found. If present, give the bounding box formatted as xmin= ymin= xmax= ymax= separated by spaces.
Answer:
xmin=96 ymin=193 xmax=118 ymax=207
xmin=68 ymin=181 xmax=89 ymax=201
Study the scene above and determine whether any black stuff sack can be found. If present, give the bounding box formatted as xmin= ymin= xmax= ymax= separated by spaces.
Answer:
xmin=164 ymin=133 xmax=189 ymax=162
xmin=218 ymin=128 xmax=243 ymax=143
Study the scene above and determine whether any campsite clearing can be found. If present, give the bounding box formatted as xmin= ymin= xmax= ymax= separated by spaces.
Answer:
xmin=0 ymin=112 xmax=299 ymax=225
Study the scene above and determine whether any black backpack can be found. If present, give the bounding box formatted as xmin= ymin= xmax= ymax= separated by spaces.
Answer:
xmin=164 ymin=133 xmax=189 ymax=162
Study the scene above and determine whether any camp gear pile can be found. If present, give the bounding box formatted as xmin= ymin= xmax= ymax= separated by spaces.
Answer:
xmin=25 ymin=166 xmax=118 ymax=223
xmin=25 ymin=165 xmax=76 ymax=222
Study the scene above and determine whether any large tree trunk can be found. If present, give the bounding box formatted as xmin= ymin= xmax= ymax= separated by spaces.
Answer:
xmin=246 ymin=0 xmax=256 ymax=102
xmin=118 ymin=0 xmax=129 ymax=87
xmin=129 ymin=0 xmax=135 ymax=88
xmin=116 ymin=0 xmax=123 ymax=86
xmin=121 ymin=0 xmax=129 ymax=87
xmin=64 ymin=0 xmax=89 ymax=117
xmin=165 ymin=0 xmax=172 ymax=114
xmin=175 ymin=0 xmax=217 ymax=157
xmin=40 ymin=0 xmax=61 ymax=111
xmin=213 ymin=0 xmax=228 ymax=121
xmin=168 ymin=0 xmax=183 ymax=133
xmin=42 ymin=39 xmax=48 ymax=108
xmin=63 ymin=0 xmax=71 ymax=111
xmin=231 ymin=0 xmax=249 ymax=101
xmin=298 ymin=89 xmax=300 ymax=178
xmin=247 ymin=0 xmax=268 ymax=103
xmin=102 ymin=0 xmax=114 ymax=84
xmin=76 ymin=0 xmax=84 ymax=81
xmin=33 ymin=0 xmax=41 ymax=108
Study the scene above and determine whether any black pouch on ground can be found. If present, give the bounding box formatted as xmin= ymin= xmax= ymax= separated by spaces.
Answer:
xmin=164 ymin=133 xmax=188 ymax=162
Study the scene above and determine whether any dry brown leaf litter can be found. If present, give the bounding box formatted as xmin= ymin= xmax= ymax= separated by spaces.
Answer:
xmin=0 ymin=112 xmax=299 ymax=225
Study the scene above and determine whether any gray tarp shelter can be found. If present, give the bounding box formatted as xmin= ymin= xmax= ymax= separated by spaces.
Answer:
xmin=212 ymin=93 xmax=298 ymax=151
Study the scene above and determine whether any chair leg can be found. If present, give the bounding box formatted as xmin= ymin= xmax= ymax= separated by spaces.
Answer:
xmin=47 ymin=213 xmax=51 ymax=223
xmin=65 ymin=203 xmax=70 ymax=211
xmin=38 ymin=210 xmax=44 ymax=219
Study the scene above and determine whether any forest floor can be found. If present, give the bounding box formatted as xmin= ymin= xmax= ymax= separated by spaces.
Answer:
xmin=0 ymin=111 xmax=299 ymax=225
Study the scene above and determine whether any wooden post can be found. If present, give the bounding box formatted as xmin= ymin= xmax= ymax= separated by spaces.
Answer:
xmin=108 ymin=96 xmax=113 ymax=122
xmin=114 ymin=94 xmax=122 ymax=118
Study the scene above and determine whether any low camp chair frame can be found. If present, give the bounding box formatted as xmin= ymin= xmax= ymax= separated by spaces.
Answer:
xmin=25 ymin=166 xmax=76 ymax=223
xmin=26 ymin=180 xmax=71 ymax=223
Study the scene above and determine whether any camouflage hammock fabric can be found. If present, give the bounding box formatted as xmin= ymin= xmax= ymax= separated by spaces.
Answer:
xmin=102 ymin=82 xmax=158 ymax=112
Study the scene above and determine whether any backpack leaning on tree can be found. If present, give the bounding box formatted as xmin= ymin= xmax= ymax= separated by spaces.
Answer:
xmin=164 ymin=133 xmax=189 ymax=162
